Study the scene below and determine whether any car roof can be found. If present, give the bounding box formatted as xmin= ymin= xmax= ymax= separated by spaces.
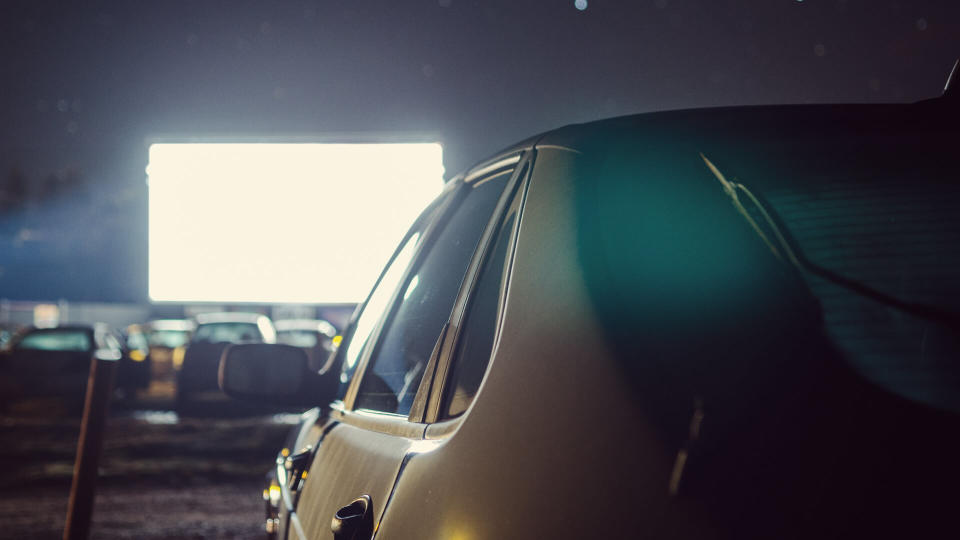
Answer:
xmin=453 ymin=98 xmax=956 ymax=180
xmin=193 ymin=312 xmax=269 ymax=325
xmin=148 ymin=319 xmax=196 ymax=331
xmin=274 ymin=318 xmax=337 ymax=335
xmin=22 ymin=324 xmax=96 ymax=333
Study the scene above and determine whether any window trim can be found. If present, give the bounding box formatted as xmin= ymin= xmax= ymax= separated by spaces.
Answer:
xmin=423 ymin=151 xmax=534 ymax=424
xmin=334 ymin=183 xmax=458 ymax=412
xmin=342 ymin=179 xmax=472 ymax=416
xmin=334 ymin=148 xmax=531 ymax=437
xmin=464 ymin=152 xmax=523 ymax=184
xmin=330 ymin=407 xmax=428 ymax=439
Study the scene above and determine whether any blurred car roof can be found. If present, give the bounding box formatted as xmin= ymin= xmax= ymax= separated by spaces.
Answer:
xmin=193 ymin=312 xmax=271 ymax=325
xmin=146 ymin=319 xmax=196 ymax=331
xmin=274 ymin=318 xmax=337 ymax=337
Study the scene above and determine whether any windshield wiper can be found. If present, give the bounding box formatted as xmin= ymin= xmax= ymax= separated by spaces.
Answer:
xmin=700 ymin=153 xmax=960 ymax=331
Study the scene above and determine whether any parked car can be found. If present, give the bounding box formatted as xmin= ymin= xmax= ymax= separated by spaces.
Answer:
xmin=118 ymin=324 xmax=152 ymax=396
xmin=135 ymin=319 xmax=194 ymax=385
xmin=176 ymin=312 xmax=275 ymax=412
xmin=274 ymin=319 xmax=338 ymax=371
xmin=0 ymin=323 xmax=124 ymax=411
xmin=221 ymin=77 xmax=960 ymax=539
xmin=0 ymin=324 xmax=18 ymax=348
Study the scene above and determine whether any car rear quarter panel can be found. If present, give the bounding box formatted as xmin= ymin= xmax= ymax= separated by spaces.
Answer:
xmin=374 ymin=148 xmax=716 ymax=539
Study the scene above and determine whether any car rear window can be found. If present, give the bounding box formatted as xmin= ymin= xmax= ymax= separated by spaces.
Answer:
xmin=149 ymin=329 xmax=190 ymax=348
xmin=277 ymin=330 xmax=319 ymax=348
xmin=577 ymin=122 xmax=960 ymax=420
xmin=17 ymin=330 xmax=92 ymax=352
xmin=193 ymin=322 xmax=263 ymax=343
xmin=729 ymin=135 xmax=960 ymax=412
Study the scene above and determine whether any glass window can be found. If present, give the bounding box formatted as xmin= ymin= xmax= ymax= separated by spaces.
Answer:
xmin=18 ymin=329 xmax=92 ymax=352
xmin=354 ymin=171 xmax=512 ymax=415
xmin=334 ymin=196 xmax=447 ymax=400
xmin=442 ymin=204 xmax=517 ymax=418
xmin=126 ymin=330 xmax=149 ymax=351
xmin=277 ymin=330 xmax=320 ymax=348
xmin=149 ymin=329 xmax=190 ymax=348
xmin=192 ymin=323 xmax=263 ymax=343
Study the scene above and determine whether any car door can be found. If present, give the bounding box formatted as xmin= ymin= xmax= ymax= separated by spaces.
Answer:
xmin=271 ymin=185 xmax=452 ymax=540
xmin=368 ymin=151 xmax=532 ymax=539
xmin=283 ymin=152 xmax=529 ymax=540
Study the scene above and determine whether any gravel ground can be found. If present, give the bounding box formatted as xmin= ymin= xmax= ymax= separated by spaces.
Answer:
xmin=0 ymin=396 xmax=297 ymax=539
xmin=0 ymin=481 xmax=264 ymax=540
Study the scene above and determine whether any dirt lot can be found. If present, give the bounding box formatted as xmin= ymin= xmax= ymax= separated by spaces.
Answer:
xmin=0 ymin=396 xmax=297 ymax=539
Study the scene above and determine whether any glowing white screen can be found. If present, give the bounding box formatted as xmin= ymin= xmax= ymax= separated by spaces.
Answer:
xmin=148 ymin=143 xmax=443 ymax=303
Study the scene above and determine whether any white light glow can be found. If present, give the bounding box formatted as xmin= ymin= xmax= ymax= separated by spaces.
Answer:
xmin=148 ymin=142 xmax=443 ymax=303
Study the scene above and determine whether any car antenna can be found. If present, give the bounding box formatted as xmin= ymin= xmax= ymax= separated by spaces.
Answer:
xmin=943 ymin=57 xmax=958 ymax=98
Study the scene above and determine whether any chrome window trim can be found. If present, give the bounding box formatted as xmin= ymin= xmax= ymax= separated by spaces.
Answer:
xmin=337 ymin=408 xmax=428 ymax=439
xmin=464 ymin=152 xmax=522 ymax=184
xmin=424 ymin=416 xmax=462 ymax=440
xmin=336 ymin=147 xmax=530 ymax=432
xmin=424 ymin=150 xmax=534 ymax=424
xmin=340 ymin=182 xmax=460 ymax=411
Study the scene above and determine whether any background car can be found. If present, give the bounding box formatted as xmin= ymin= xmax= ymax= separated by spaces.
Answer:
xmin=0 ymin=324 xmax=17 ymax=348
xmin=117 ymin=324 xmax=151 ymax=399
xmin=176 ymin=312 xmax=275 ymax=414
xmin=274 ymin=318 xmax=338 ymax=371
xmin=140 ymin=319 xmax=194 ymax=388
xmin=0 ymin=323 xmax=124 ymax=413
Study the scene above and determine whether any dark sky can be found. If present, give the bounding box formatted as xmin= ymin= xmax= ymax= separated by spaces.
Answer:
xmin=1 ymin=0 xmax=959 ymax=302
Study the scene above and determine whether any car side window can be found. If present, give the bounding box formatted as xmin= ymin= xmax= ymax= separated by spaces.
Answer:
xmin=334 ymin=197 xmax=445 ymax=401
xmin=353 ymin=170 xmax=512 ymax=415
xmin=441 ymin=190 xmax=520 ymax=418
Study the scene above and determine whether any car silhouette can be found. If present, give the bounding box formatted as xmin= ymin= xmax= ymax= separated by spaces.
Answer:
xmin=221 ymin=68 xmax=960 ymax=539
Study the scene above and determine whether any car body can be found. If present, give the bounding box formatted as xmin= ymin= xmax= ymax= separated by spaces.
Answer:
xmin=229 ymin=91 xmax=960 ymax=539
xmin=0 ymin=324 xmax=17 ymax=348
xmin=274 ymin=319 xmax=338 ymax=371
xmin=138 ymin=319 xmax=195 ymax=385
xmin=176 ymin=312 xmax=275 ymax=412
xmin=119 ymin=324 xmax=152 ymax=394
xmin=0 ymin=323 xmax=124 ymax=411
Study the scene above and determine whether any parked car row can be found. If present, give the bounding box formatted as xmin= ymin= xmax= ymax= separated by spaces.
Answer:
xmin=0 ymin=314 xmax=339 ymax=414
xmin=217 ymin=76 xmax=960 ymax=539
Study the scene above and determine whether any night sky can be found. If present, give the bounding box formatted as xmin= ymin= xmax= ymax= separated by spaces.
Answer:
xmin=1 ymin=0 xmax=959 ymax=302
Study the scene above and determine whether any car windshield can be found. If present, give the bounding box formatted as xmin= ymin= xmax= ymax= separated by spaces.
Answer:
xmin=126 ymin=331 xmax=149 ymax=350
xmin=17 ymin=329 xmax=92 ymax=352
xmin=192 ymin=323 xmax=262 ymax=344
xmin=276 ymin=330 xmax=320 ymax=348
xmin=149 ymin=329 xmax=190 ymax=348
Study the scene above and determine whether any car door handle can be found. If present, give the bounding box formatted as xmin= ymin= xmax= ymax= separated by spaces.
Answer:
xmin=331 ymin=495 xmax=373 ymax=540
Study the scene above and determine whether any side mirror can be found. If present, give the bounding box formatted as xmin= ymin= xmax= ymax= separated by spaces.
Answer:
xmin=219 ymin=343 xmax=337 ymax=407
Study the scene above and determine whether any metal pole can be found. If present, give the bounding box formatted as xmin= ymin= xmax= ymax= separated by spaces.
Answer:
xmin=63 ymin=351 xmax=118 ymax=540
